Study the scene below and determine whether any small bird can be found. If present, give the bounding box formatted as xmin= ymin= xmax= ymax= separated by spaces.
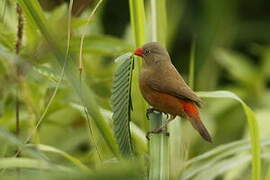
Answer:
xmin=134 ymin=42 xmax=212 ymax=142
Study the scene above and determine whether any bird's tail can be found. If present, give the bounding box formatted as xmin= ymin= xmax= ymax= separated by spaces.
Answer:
xmin=183 ymin=101 xmax=212 ymax=142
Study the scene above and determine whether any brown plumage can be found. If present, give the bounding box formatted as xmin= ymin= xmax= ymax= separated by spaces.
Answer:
xmin=134 ymin=42 xmax=212 ymax=142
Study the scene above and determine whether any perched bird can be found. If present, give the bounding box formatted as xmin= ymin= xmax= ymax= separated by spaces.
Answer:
xmin=134 ymin=42 xmax=212 ymax=142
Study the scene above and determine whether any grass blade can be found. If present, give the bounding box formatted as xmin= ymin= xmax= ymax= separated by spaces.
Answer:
xmin=28 ymin=144 xmax=90 ymax=172
xmin=197 ymin=90 xmax=261 ymax=180
xmin=128 ymin=0 xmax=148 ymax=130
xmin=0 ymin=128 xmax=48 ymax=161
xmin=182 ymin=139 xmax=270 ymax=179
xmin=189 ymin=40 xmax=196 ymax=89
xmin=0 ymin=158 xmax=72 ymax=172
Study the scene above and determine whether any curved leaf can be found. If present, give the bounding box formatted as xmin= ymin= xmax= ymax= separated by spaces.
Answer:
xmin=197 ymin=90 xmax=261 ymax=180
xmin=193 ymin=152 xmax=270 ymax=180
xmin=111 ymin=53 xmax=134 ymax=156
xmin=0 ymin=158 xmax=72 ymax=172
xmin=181 ymin=139 xmax=270 ymax=179
xmin=28 ymin=144 xmax=90 ymax=172
xmin=0 ymin=128 xmax=48 ymax=161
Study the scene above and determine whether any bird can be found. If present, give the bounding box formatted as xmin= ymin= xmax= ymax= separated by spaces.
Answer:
xmin=133 ymin=42 xmax=212 ymax=142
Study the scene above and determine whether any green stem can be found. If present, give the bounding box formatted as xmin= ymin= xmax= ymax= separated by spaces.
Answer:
xmin=154 ymin=0 xmax=167 ymax=46
xmin=129 ymin=0 xmax=145 ymax=48
xmin=15 ymin=3 xmax=23 ymax=161
xmin=266 ymin=164 xmax=270 ymax=180
xmin=129 ymin=0 xmax=148 ymax=129
xmin=189 ymin=40 xmax=196 ymax=89
xmin=149 ymin=0 xmax=169 ymax=180
xmin=148 ymin=112 xmax=161 ymax=179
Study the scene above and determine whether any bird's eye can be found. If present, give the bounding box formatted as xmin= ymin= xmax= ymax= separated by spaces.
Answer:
xmin=144 ymin=49 xmax=151 ymax=55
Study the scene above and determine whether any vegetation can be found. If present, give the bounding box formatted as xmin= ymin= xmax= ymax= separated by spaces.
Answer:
xmin=0 ymin=0 xmax=269 ymax=179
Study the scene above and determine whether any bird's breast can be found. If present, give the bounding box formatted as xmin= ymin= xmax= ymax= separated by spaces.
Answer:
xmin=139 ymin=71 xmax=185 ymax=116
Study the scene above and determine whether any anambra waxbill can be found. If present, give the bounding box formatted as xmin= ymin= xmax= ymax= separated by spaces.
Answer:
xmin=134 ymin=42 xmax=212 ymax=142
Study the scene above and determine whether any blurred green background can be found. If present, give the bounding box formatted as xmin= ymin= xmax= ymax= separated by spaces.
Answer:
xmin=0 ymin=0 xmax=270 ymax=179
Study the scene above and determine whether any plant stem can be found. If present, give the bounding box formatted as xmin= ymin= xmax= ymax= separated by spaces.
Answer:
xmin=151 ymin=0 xmax=167 ymax=46
xmin=15 ymin=3 xmax=23 ymax=158
xmin=79 ymin=0 xmax=103 ymax=74
xmin=189 ymin=40 xmax=196 ymax=89
xmin=129 ymin=0 xmax=148 ymax=129
xmin=149 ymin=0 xmax=169 ymax=180
xmin=148 ymin=112 xmax=161 ymax=179
xmin=129 ymin=0 xmax=145 ymax=48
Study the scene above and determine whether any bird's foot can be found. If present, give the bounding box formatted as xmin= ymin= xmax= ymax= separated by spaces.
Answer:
xmin=146 ymin=108 xmax=167 ymax=120
xmin=164 ymin=113 xmax=170 ymax=120
xmin=146 ymin=127 xmax=170 ymax=140
xmin=146 ymin=108 xmax=162 ymax=120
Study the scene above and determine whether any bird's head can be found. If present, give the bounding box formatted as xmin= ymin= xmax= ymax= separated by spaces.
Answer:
xmin=134 ymin=42 xmax=171 ymax=66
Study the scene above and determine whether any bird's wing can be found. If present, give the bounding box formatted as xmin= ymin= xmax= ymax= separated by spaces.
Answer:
xmin=147 ymin=65 xmax=203 ymax=107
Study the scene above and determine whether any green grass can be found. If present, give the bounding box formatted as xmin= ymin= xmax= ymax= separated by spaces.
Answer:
xmin=0 ymin=0 xmax=267 ymax=179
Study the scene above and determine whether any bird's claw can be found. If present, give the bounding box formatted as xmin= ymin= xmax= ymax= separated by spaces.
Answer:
xmin=164 ymin=113 xmax=169 ymax=120
xmin=146 ymin=108 xmax=157 ymax=120
xmin=146 ymin=128 xmax=170 ymax=140
xmin=146 ymin=108 xmax=166 ymax=120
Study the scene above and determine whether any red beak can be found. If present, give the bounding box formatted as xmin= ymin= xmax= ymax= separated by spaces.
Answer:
xmin=134 ymin=48 xmax=143 ymax=57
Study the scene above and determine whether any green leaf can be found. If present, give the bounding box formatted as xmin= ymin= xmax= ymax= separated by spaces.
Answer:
xmin=33 ymin=65 xmax=59 ymax=82
xmin=0 ymin=158 xmax=72 ymax=172
xmin=185 ymin=139 xmax=248 ymax=168
xmin=111 ymin=53 xmax=134 ymax=156
xmin=214 ymin=49 xmax=257 ymax=84
xmin=0 ymin=128 xmax=48 ymax=161
xmin=71 ymin=103 xmax=148 ymax=154
xmin=191 ymin=152 xmax=270 ymax=180
xmin=181 ymin=139 xmax=270 ymax=179
xmin=71 ymin=35 xmax=132 ymax=56
xmin=28 ymin=144 xmax=90 ymax=172
xmin=193 ymin=155 xmax=251 ymax=180
xmin=0 ymin=23 xmax=14 ymax=50
xmin=197 ymin=90 xmax=261 ymax=180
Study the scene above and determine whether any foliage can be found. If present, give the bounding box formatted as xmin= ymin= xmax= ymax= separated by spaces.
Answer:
xmin=111 ymin=53 xmax=134 ymax=156
xmin=0 ymin=0 xmax=269 ymax=179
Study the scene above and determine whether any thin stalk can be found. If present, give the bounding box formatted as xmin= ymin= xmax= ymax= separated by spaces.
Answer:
xmin=78 ymin=0 xmax=103 ymax=74
xmin=15 ymin=3 xmax=23 ymax=159
xmin=78 ymin=0 xmax=103 ymax=162
xmin=14 ymin=3 xmax=24 ymax=177
xmin=23 ymin=0 xmax=74 ymax=144
xmin=84 ymin=107 xmax=102 ymax=162
xmin=189 ymin=40 xmax=196 ymax=89
xmin=149 ymin=0 xmax=169 ymax=180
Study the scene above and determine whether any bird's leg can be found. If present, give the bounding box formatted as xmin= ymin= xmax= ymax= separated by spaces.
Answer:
xmin=146 ymin=128 xmax=169 ymax=140
xmin=164 ymin=113 xmax=169 ymax=120
xmin=146 ymin=115 xmax=176 ymax=140
xmin=158 ymin=114 xmax=176 ymax=130
xmin=146 ymin=107 xmax=162 ymax=120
